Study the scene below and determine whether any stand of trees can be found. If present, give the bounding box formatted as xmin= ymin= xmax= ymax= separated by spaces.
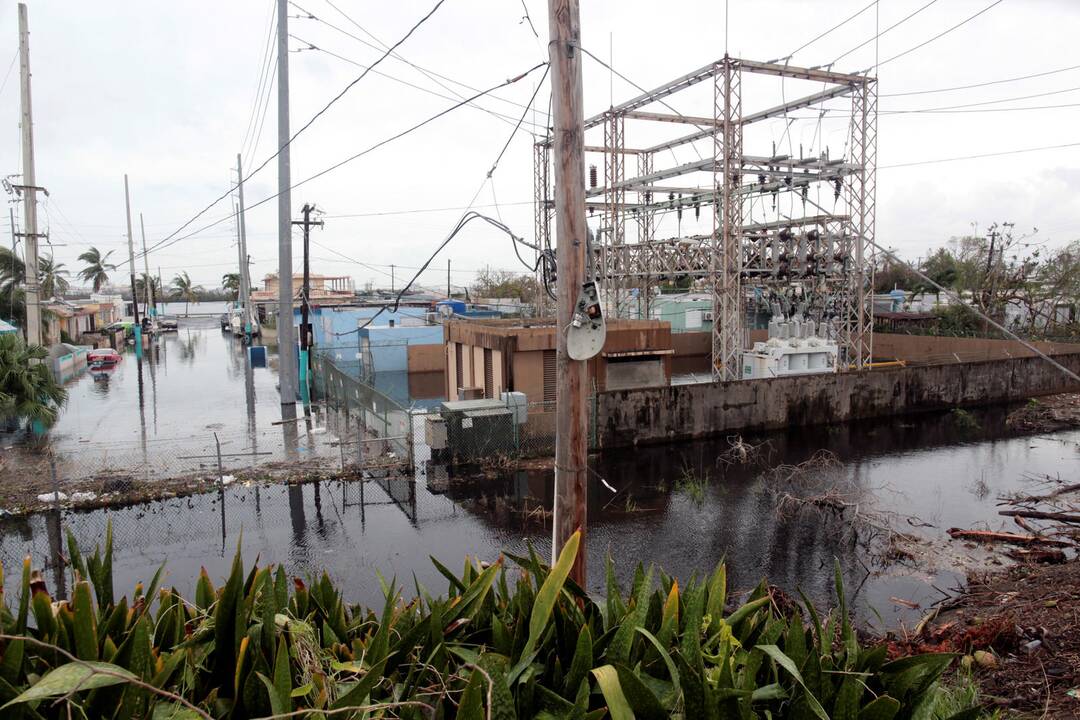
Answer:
xmin=874 ymin=222 xmax=1080 ymax=338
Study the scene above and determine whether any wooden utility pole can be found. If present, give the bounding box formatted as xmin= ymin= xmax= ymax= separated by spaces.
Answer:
xmin=548 ymin=0 xmax=588 ymax=583
xmin=447 ymin=258 xmax=451 ymax=297
xmin=18 ymin=3 xmax=41 ymax=346
xmin=276 ymin=0 xmax=298 ymax=406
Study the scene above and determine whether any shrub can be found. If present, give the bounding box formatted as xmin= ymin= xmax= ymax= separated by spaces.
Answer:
xmin=0 ymin=522 xmax=979 ymax=718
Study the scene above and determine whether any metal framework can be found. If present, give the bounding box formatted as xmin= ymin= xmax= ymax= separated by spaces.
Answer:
xmin=533 ymin=55 xmax=877 ymax=378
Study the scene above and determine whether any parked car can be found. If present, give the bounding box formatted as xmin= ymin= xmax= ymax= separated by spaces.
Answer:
xmin=220 ymin=313 xmax=230 ymax=331
xmin=87 ymin=348 xmax=122 ymax=368
xmin=158 ymin=316 xmax=179 ymax=332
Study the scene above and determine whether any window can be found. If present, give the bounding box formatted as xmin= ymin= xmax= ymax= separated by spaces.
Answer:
xmin=542 ymin=349 xmax=556 ymax=406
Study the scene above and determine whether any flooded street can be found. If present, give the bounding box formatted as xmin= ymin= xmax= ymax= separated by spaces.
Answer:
xmin=14 ymin=319 xmax=341 ymax=483
xmin=3 ymin=368 xmax=1076 ymax=629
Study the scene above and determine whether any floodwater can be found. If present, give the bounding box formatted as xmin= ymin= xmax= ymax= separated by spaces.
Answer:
xmin=32 ymin=318 xmax=339 ymax=479
xmin=3 ymin=387 xmax=1076 ymax=629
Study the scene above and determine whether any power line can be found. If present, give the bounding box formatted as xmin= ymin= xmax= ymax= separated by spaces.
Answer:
xmin=289 ymin=33 xmax=548 ymax=131
xmin=879 ymin=141 xmax=1080 ymax=169
xmin=239 ymin=0 xmax=277 ymax=163
xmin=782 ymin=0 xmax=878 ymax=62
xmin=318 ymin=0 xmax=541 ymax=116
xmin=883 ymin=102 xmax=1080 ymax=115
xmin=0 ymin=49 xmax=18 ymax=98
xmin=134 ymin=62 xmax=548 ymax=263
xmin=324 ymin=200 xmax=533 ymax=219
xmin=884 ymin=84 xmax=1080 ymax=113
xmin=832 ymin=0 xmax=938 ymax=67
xmin=145 ymin=0 xmax=449 ymax=260
xmin=882 ymin=63 xmax=1080 ymax=97
xmin=876 ymin=0 xmax=1007 ymax=70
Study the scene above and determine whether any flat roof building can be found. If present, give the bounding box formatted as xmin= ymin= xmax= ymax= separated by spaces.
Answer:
xmin=443 ymin=317 xmax=673 ymax=404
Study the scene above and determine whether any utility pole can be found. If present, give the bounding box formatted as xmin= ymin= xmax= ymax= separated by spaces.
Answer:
xmin=139 ymin=213 xmax=155 ymax=329
xmin=447 ymin=258 xmax=451 ymax=297
xmin=390 ymin=264 xmax=395 ymax=293
xmin=276 ymin=0 xmax=298 ymax=407
xmin=548 ymin=0 xmax=589 ymax=583
xmin=236 ymin=153 xmax=251 ymax=337
xmin=291 ymin=204 xmax=323 ymax=395
xmin=157 ymin=266 xmax=164 ymax=317
xmin=18 ymin=3 xmax=41 ymax=346
xmin=123 ymin=175 xmax=141 ymax=355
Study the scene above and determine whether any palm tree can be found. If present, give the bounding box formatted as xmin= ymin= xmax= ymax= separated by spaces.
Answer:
xmin=171 ymin=271 xmax=203 ymax=316
xmin=135 ymin=274 xmax=162 ymax=313
xmin=38 ymin=254 xmax=70 ymax=299
xmin=0 ymin=247 xmax=26 ymax=325
xmin=76 ymin=247 xmax=117 ymax=293
xmin=0 ymin=333 xmax=67 ymax=430
xmin=221 ymin=272 xmax=241 ymax=301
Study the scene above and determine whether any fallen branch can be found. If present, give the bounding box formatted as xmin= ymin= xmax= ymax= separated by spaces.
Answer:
xmin=946 ymin=528 xmax=1071 ymax=547
xmin=1003 ymin=548 xmax=1067 ymax=564
xmin=998 ymin=509 xmax=1080 ymax=525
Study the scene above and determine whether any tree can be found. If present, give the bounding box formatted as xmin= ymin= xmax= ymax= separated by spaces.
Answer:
xmin=221 ymin=272 xmax=241 ymax=301
xmin=171 ymin=271 xmax=203 ymax=316
xmin=77 ymin=247 xmax=117 ymax=292
xmin=0 ymin=333 xmax=67 ymax=430
xmin=135 ymin=274 xmax=162 ymax=312
xmin=37 ymin=254 xmax=69 ymax=299
xmin=468 ymin=267 xmax=540 ymax=307
xmin=0 ymin=246 xmax=26 ymax=325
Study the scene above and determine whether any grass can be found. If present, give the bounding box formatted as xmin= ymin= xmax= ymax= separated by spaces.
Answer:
xmin=675 ymin=461 xmax=708 ymax=505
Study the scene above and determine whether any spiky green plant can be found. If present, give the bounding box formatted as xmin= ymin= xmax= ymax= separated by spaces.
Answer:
xmin=0 ymin=522 xmax=981 ymax=719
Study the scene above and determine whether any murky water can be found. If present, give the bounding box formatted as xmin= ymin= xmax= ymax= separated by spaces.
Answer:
xmin=3 ymin=395 xmax=1076 ymax=630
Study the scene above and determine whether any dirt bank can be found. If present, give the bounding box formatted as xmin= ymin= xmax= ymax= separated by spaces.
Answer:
xmin=891 ymin=558 xmax=1080 ymax=718
xmin=1007 ymin=392 xmax=1080 ymax=433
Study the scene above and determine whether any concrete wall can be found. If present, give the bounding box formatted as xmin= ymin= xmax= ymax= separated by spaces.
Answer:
xmin=871 ymin=333 xmax=1080 ymax=362
xmin=596 ymin=352 xmax=1080 ymax=449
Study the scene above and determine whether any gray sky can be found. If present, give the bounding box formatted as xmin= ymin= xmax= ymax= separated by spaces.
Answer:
xmin=1 ymin=0 xmax=1078 ymax=293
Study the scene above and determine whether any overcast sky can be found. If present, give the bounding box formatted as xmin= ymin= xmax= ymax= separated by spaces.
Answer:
xmin=1 ymin=0 xmax=1078 ymax=294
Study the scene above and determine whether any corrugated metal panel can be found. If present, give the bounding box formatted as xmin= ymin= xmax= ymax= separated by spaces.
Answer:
xmin=543 ymin=349 xmax=556 ymax=404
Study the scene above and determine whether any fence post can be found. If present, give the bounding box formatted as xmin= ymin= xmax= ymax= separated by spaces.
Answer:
xmin=214 ymin=433 xmax=225 ymax=489
xmin=406 ymin=409 xmax=415 ymax=472
xmin=49 ymin=452 xmax=60 ymax=509
xmin=357 ymin=424 xmax=364 ymax=468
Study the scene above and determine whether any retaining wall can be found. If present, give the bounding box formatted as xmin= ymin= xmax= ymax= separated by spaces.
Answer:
xmin=596 ymin=352 xmax=1080 ymax=448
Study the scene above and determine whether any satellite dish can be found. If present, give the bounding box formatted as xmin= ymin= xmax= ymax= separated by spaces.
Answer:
xmin=566 ymin=281 xmax=606 ymax=361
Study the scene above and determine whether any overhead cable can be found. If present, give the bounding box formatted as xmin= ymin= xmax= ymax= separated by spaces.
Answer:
xmin=882 ymin=63 xmax=1080 ymax=97
xmin=132 ymin=62 xmax=548 ymax=263
xmin=143 ymin=0 xmax=449 ymax=260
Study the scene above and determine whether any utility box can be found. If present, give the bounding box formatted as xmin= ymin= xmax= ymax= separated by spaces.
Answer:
xmin=458 ymin=386 xmax=483 ymax=401
xmin=425 ymin=415 xmax=447 ymax=450
xmin=441 ymin=398 xmax=515 ymax=463
xmin=500 ymin=391 xmax=528 ymax=425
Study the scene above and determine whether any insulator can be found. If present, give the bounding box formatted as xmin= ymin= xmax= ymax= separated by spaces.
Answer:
xmin=588 ymin=206 xmax=594 ymax=216
xmin=588 ymin=165 xmax=597 ymax=188
xmin=644 ymin=190 xmax=652 ymax=204
xmin=694 ymin=201 xmax=701 ymax=221
xmin=833 ymin=178 xmax=842 ymax=201
xmin=668 ymin=192 xmax=675 ymax=208
xmin=757 ymin=173 xmax=766 ymax=186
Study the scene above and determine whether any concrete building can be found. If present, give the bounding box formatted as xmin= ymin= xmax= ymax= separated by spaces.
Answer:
xmin=251 ymin=273 xmax=356 ymax=308
xmin=443 ymin=318 xmax=673 ymax=403
xmin=649 ymin=293 xmax=714 ymax=332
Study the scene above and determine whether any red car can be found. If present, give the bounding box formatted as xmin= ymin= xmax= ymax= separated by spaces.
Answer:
xmin=87 ymin=349 xmax=121 ymax=368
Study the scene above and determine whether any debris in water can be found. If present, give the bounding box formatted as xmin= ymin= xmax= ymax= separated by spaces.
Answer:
xmin=36 ymin=491 xmax=67 ymax=503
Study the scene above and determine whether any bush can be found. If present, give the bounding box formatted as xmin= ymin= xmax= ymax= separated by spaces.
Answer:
xmin=0 ymin=523 xmax=980 ymax=718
